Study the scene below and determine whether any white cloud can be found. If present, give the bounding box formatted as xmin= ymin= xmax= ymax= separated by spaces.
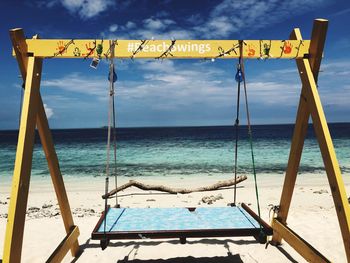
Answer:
xmin=41 ymin=73 xmax=108 ymax=99
xmin=186 ymin=14 xmax=204 ymax=25
xmin=321 ymin=60 xmax=350 ymax=73
xmin=109 ymin=24 xmax=118 ymax=32
xmin=113 ymin=63 xmax=235 ymax=110
xmin=320 ymin=87 xmax=350 ymax=107
xmin=246 ymin=81 xmax=300 ymax=106
xmin=102 ymin=16 xmax=194 ymax=40
xmin=44 ymin=104 xmax=54 ymax=119
xmin=330 ymin=7 xmax=350 ymax=17
xmin=125 ymin=21 xmax=136 ymax=29
xmin=165 ymin=29 xmax=194 ymax=39
xmin=101 ymin=0 xmax=329 ymax=40
xmin=49 ymin=0 xmax=115 ymax=19
xmin=39 ymin=62 xmax=234 ymax=113
xmin=199 ymin=16 xmax=235 ymax=38
xmin=37 ymin=0 xmax=59 ymax=8
xmin=143 ymin=17 xmax=175 ymax=31
xmin=200 ymin=0 xmax=330 ymax=38
xmin=38 ymin=57 xmax=350 ymax=126
xmin=136 ymin=59 xmax=175 ymax=72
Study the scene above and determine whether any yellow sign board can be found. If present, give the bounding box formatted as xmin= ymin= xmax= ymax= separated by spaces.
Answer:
xmin=16 ymin=39 xmax=310 ymax=59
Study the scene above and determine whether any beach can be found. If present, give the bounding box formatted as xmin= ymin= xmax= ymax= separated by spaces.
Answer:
xmin=0 ymin=0 xmax=349 ymax=261
xmin=1 ymin=125 xmax=350 ymax=262
xmin=1 ymin=172 xmax=349 ymax=262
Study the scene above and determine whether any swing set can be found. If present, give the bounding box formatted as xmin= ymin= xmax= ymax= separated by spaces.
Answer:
xmin=91 ymin=38 xmax=270 ymax=250
xmin=3 ymin=18 xmax=350 ymax=263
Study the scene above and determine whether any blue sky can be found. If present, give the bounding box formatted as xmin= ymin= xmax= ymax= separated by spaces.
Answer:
xmin=1 ymin=0 xmax=350 ymax=129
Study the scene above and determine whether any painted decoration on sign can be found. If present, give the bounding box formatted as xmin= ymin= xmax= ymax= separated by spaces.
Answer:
xmin=283 ymin=41 xmax=293 ymax=54
xmin=82 ymin=42 xmax=96 ymax=58
xmin=73 ymin=47 xmax=81 ymax=57
xmin=56 ymin=40 xmax=66 ymax=55
xmin=96 ymin=40 xmax=103 ymax=58
xmin=246 ymin=44 xmax=256 ymax=57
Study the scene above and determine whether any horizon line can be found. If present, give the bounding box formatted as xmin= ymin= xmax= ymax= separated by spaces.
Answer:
xmin=1 ymin=121 xmax=349 ymax=132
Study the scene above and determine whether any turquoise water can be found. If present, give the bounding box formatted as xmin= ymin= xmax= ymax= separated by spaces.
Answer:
xmin=1 ymin=124 xmax=350 ymax=180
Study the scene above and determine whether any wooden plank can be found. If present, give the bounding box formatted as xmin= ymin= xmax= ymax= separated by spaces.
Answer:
xmin=272 ymin=219 xmax=330 ymax=263
xmin=4 ymin=28 xmax=80 ymax=261
xmin=241 ymin=203 xmax=273 ymax=235
xmin=13 ymin=39 xmax=311 ymax=59
xmin=3 ymin=56 xmax=43 ymax=263
xmin=9 ymin=28 xmax=28 ymax=79
xmin=36 ymin=97 xmax=80 ymax=257
xmin=46 ymin=226 xmax=80 ymax=263
xmin=308 ymin=19 xmax=329 ymax=82
xmin=298 ymin=57 xmax=350 ymax=262
xmin=272 ymin=19 xmax=328 ymax=244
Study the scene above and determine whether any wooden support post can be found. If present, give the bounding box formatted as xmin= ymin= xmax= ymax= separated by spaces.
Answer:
xmin=3 ymin=28 xmax=80 ymax=262
xmin=3 ymin=56 xmax=43 ymax=263
xmin=272 ymin=19 xmax=328 ymax=243
xmin=272 ymin=19 xmax=350 ymax=261
xmin=298 ymin=55 xmax=350 ymax=262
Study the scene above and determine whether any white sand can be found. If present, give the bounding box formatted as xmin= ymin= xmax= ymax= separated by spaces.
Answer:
xmin=0 ymin=173 xmax=349 ymax=262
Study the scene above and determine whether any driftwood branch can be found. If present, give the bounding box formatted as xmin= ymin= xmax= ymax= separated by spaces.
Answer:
xmin=102 ymin=175 xmax=247 ymax=199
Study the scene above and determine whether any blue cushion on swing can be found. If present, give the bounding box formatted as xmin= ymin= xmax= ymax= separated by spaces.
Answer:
xmin=97 ymin=206 xmax=260 ymax=233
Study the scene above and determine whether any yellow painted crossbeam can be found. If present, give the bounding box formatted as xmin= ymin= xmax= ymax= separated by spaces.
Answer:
xmin=15 ymin=39 xmax=311 ymax=59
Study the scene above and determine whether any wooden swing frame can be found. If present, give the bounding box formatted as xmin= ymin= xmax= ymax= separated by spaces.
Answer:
xmin=3 ymin=18 xmax=350 ymax=263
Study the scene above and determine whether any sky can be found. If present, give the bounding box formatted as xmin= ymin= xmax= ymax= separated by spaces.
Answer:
xmin=1 ymin=0 xmax=350 ymax=129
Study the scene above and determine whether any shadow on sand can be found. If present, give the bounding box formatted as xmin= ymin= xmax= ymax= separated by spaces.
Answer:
xmin=71 ymin=238 xmax=298 ymax=263
xmin=116 ymin=254 xmax=243 ymax=263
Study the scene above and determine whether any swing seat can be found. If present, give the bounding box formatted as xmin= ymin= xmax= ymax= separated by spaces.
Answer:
xmin=91 ymin=203 xmax=272 ymax=247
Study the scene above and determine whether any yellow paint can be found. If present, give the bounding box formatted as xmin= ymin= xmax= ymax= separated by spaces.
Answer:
xmin=3 ymin=57 xmax=42 ymax=263
xmin=15 ymin=39 xmax=311 ymax=59
xmin=272 ymin=219 xmax=330 ymax=262
xmin=300 ymin=58 xmax=350 ymax=261
xmin=272 ymin=19 xmax=329 ymax=245
xmin=4 ymin=28 xmax=80 ymax=263
xmin=273 ymin=19 xmax=350 ymax=262
xmin=47 ymin=226 xmax=80 ymax=263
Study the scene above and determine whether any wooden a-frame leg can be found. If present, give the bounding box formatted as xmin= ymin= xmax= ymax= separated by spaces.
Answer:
xmin=36 ymin=96 xmax=80 ymax=258
xmin=272 ymin=19 xmax=328 ymax=244
xmin=273 ymin=19 xmax=350 ymax=261
xmin=299 ymin=57 xmax=350 ymax=262
xmin=3 ymin=56 xmax=43 ymax=263
xmin=4 ymin=28 xmax=80 ymax=262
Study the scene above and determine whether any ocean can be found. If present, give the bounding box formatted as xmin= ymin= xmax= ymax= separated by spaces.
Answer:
xmin=1 ymin=124 xmax=350 ymax=180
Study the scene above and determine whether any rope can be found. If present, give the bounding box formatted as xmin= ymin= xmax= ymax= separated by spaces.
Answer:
xmin=233 ymin=63 xmax=241 ymax=206
xmin=109 ymin=40 xmax=119 ymax=207
xmin=103 ymin=40 xmax=118 ymax=238
xmin=240 ymin=44 xmax=263 ymax=229
xmin=112 ymin=73 xmax=118 ymax=207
